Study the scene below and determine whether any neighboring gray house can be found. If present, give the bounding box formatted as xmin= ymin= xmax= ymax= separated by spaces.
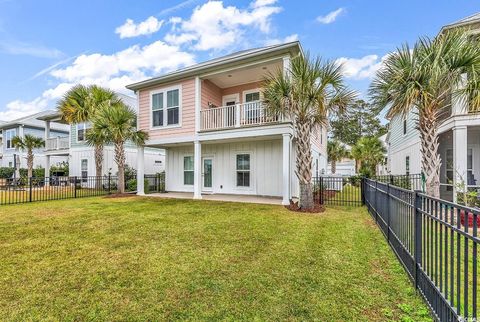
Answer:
xmin=37 ymin=93 xmax=165 ymax=178
xmin=385 ymin=13 xmax=480 ymax=201
xmin=0 ymin=111 xmax=69 ymax=170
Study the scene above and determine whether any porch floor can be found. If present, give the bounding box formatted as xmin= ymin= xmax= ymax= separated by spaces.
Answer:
xmin=146 ymin=192 xmax=283 ymax=205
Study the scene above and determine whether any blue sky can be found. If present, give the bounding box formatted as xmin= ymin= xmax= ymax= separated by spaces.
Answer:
xmin=0 ymin=0 xmax=478 ymax=120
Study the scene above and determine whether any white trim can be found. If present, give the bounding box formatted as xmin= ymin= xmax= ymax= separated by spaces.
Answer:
xmin=201 ymin=156 xmax=214 ymax=192
xmin=222 ymin=93 xmax=240 ymax=106
xmin=149 ymin=84 xmax=182 ymax=130
xmin=182 ymin=154 xmax=195 ymax=187
xmin=234 ymin=151 xmax=254 ymax=192
xmin=242 ymin=88 xmax=261 ymax=103
xmin=195 ymin=76 xmax=201 ymax=134
xmin=4 ymin=128 xmax=17 ymax=150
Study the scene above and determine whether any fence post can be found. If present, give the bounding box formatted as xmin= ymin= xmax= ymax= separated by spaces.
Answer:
xmin=319 ymin=176 xmax=324 ymax=205
xmin=108 ymin=174 xmax=111 ymax=194
xmin=414 ymin=190 xmax=423 ymax=289
xmin=74 ymin=176 xmax=77 ymax=198
xmin=361 ymin=177 xmax=365 ymax=205
xmin=374 ymin=180 xmax=378 ymax=222
xmin=29 ymin=177 xmax=33 ymax=202
xmin=386 ymin=183 xmax=390 ymax=242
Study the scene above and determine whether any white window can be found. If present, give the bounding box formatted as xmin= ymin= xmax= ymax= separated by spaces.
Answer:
xmin=236 ymin=154 xmax=251 ymax=187
xmin=77 ymin=123 xmax=90 ymax=142
xmin=403 ymin=118 xmax=407 ymax=135
xmin=8 ymin=161 xmax=13 ymax=168
xmin=81 ymin=159 xmax=88 ymax=182
xmin=446 ymin=148 xmax=474 ymax=186
xmin=5 ymin=129 xmax=16 ymax=149
xmin=183 ymin=156 xmax=194 ymax=185
xmin=405 ymin=156 xmax=410 ymax=176
xmin=151 ymin=87 xmax=181 ymax=128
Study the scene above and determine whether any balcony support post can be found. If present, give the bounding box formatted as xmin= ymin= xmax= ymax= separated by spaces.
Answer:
xmin=45 ymin=155 xmax=50 ymax=186
xmin=193 ymin=141 xmax=202 ymax=199
xmin=235 ymin=104 xmax=241 ymax=128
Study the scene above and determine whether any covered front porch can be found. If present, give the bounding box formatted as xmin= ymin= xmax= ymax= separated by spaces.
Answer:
xmin=438 ymin=125 xmax=480 ymax=202
xmin=136 ymin=131 xmax=296 ymax=205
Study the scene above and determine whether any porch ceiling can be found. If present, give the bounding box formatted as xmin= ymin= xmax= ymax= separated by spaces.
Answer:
xmin=204 ymin=59 xmax=282 ymax=88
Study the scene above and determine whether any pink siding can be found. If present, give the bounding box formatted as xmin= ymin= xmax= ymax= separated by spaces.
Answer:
xmin=201 ymin=80 xmax=222 ymax=109
xmin=221 ymin=81 xmax=262 ymax=103
xmin=138 ymin=78 xmax=195 ymax=140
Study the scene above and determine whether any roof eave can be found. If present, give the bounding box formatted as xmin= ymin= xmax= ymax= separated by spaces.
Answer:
xmin=126 ymin=41 xmax=302 ymax=91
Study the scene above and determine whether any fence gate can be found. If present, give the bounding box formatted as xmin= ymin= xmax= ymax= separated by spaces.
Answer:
xmin=314 ymin=176 xmax=363 ymax=206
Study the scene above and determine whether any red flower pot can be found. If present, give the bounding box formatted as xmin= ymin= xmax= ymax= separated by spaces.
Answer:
xmin=460 ymin=210 xmax=480 ymax=228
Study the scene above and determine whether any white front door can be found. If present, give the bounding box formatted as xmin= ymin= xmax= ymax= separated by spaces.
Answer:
xmin=202 ymin=157 xmax=213 ymax=192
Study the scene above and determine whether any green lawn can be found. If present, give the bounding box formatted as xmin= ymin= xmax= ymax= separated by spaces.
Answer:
xmin=0 ymin=196 xmax=431 ymax=321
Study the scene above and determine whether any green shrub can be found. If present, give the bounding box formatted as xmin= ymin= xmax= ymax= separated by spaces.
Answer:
xmin=0 ymin=167 xmax=15 ymax=179
xmin=125 ymin=178 xmax=150 ymax=193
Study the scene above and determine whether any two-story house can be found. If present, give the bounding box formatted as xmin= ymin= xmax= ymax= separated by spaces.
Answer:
xmin=128 ymin=41 xmax=328 ymax=205
xmin=0 ymin=111 xmax=70 ymax=170
xmin=385 ymin=13 xmax=480 ymax=201
xmin=37 ymin=93 xmax=165 ymax=179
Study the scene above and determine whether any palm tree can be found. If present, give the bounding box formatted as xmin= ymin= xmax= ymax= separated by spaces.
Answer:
xmin=327 ymin=140 xmax=348 ymax=174
xmin=262 ymin=53 xmax=356 ymax=209
xmin=89 ymin=102 xmax=148 ymax=193
xmin=57 ymin=84 xmax=121 ymax=178
xmin=12 ymin=134 xmax=45 ymax=178
xmin=350 ymin=136 xmax=386 ymax=177
xmin=370 ymin=29 xmax=480 ymax=197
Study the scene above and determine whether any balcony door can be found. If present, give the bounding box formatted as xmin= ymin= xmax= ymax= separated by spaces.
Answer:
xmin=222 ymin=94 xmax=239 ymax=127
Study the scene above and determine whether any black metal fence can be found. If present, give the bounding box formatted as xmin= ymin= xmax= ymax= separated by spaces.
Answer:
xmin=363 ymin=178 xmax=478 ymax=321
xmin=0 ymin=173 xmax=166 ymax=206
xmin=314 ymin=176 xmax=362 ymax=206
xmin=375 ymin=173 xmax=425 ymax=192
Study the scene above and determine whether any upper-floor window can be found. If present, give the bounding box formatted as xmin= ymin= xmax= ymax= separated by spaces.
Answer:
xmin=77 ymin=123 xmax=90 ymax=142
xmin=5 ymin=129 xmax=16 ymax=149
xmin=151 ymin=87 xmax=180 ymax=128
xmin=245 ymin=91 xmax=260 ymax=103
xmin=403 ymin=118 xmax=407 ymax=135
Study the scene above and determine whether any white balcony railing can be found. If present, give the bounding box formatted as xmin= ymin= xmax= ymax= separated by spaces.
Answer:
xmin=200 ymin=102 xmax=285 ymax=131
xmin=46 ymin=136 xmax=69 ymax=151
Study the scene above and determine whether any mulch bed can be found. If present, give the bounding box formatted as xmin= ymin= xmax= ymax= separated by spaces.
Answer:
xmin=285 ymin=200 xmax=325 ymax=213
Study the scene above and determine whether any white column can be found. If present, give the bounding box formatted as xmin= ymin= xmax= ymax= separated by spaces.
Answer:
xmin=453 ymin=126 xmax=468 ymax=202
xmin=45 ymin=155 xmax=51 ymax=186
xmin=282 ymin=133 xmax=291 ymax=205
xmin=193 ymin=141 xmax=202 ymax=199
xmin=452 ymin=73 xmax=468 ymax=116
xmin=194 ymin=76 xmax=201 ymax=133
xmin=44 ymin=120 xmax=50 ymax=142
xmin=282 ymin=55 xmax=291 ymax=77
xmin=136 ymin=146 xmax=145 ymax=195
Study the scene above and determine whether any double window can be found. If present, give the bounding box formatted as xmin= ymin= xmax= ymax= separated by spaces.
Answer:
xmin=184 ymin=156 xmax=194 ymax=185
xmin=5 ymin=129 xmax=16 ymax=149
xmin=236 ymin=154 xmax=251 ymax=187
xmin=151 ymin=87 xmax=180 ymax=128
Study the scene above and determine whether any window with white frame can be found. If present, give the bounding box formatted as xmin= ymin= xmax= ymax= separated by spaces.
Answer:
xmin=5 ymin=129 xmax=16 ymax=149
xmin=184 ymin=156 xmax=194 ymax=185
xmin=77 ymin=123 xmax=90 ymax=142
xmin=81 ymin=159 xmax=88 ymax=182
xmin=236 ymin=154 xmax=251 ymax=187
xmin=403 ymin=118 xmax=407 ymax=135
xmin=446 ymin=148 xmax=474 ymax=187
xmin=151 ymin=87 xmax=180 ymax=127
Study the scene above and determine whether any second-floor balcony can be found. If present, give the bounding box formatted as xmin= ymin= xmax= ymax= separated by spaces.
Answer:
xmin=200 ymin=102 xmax=286 ymax=131
xmin=46 ymin=136 xmax=69 ymax=151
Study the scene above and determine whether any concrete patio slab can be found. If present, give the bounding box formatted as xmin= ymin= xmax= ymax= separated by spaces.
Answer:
xmin=146 ymin=192 xmax=283 ymax=205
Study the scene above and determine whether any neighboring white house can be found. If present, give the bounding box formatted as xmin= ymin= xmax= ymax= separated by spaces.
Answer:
xmin=127 ymin=41 xmax=328 ymax=205
xmin=385 ymin=13 xmax=480 ymax=201
xmin=326 ymin=143 xmax=356 ymax=176
xmin=0 ymin=111 xmax=70 ymax=170
xmin=376 ymin=133 xmax=389 ymax=175
xmin=36 ymin=93 xmax=165 ymax=178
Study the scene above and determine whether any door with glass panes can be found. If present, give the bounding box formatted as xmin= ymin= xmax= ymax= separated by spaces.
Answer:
xmin=202 ymin=157 xmax=213 ymax=192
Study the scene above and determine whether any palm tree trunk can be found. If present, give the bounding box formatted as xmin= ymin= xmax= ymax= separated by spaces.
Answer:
xmin=27 ymin=149 xmax=33 ymax=179
xmin=331 ymin=160 xmax=336 ymax=174
xmin=419 ymin=110 xmax=441 ymax=198
xmin=114 ymin=141 xmax=126 ymax=194
xmin=94 ymin=144 xmax=103 ymax=189
xmin=296 ymin=121 xmax=314 ymax=209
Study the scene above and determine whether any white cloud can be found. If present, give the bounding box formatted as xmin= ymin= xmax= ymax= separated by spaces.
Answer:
xmin=264 ymin=33 xmax=298 ymax=46
xmin=165 ymin=0 xmax=282 ymax=51
xmin=336 ymin=54 xmax=387 ymax=80
xmin=316 ymin=8 xmax=345 ymax=24
xmin=115 ymin=16 xmax=163 ymax=38
xmin=158 ymin=0 xmax=200 ymax=16
xmin=0 ymin=40 xmax=63 ymax=58
xmin=2 ymin=41 xmax=195 ymax=122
